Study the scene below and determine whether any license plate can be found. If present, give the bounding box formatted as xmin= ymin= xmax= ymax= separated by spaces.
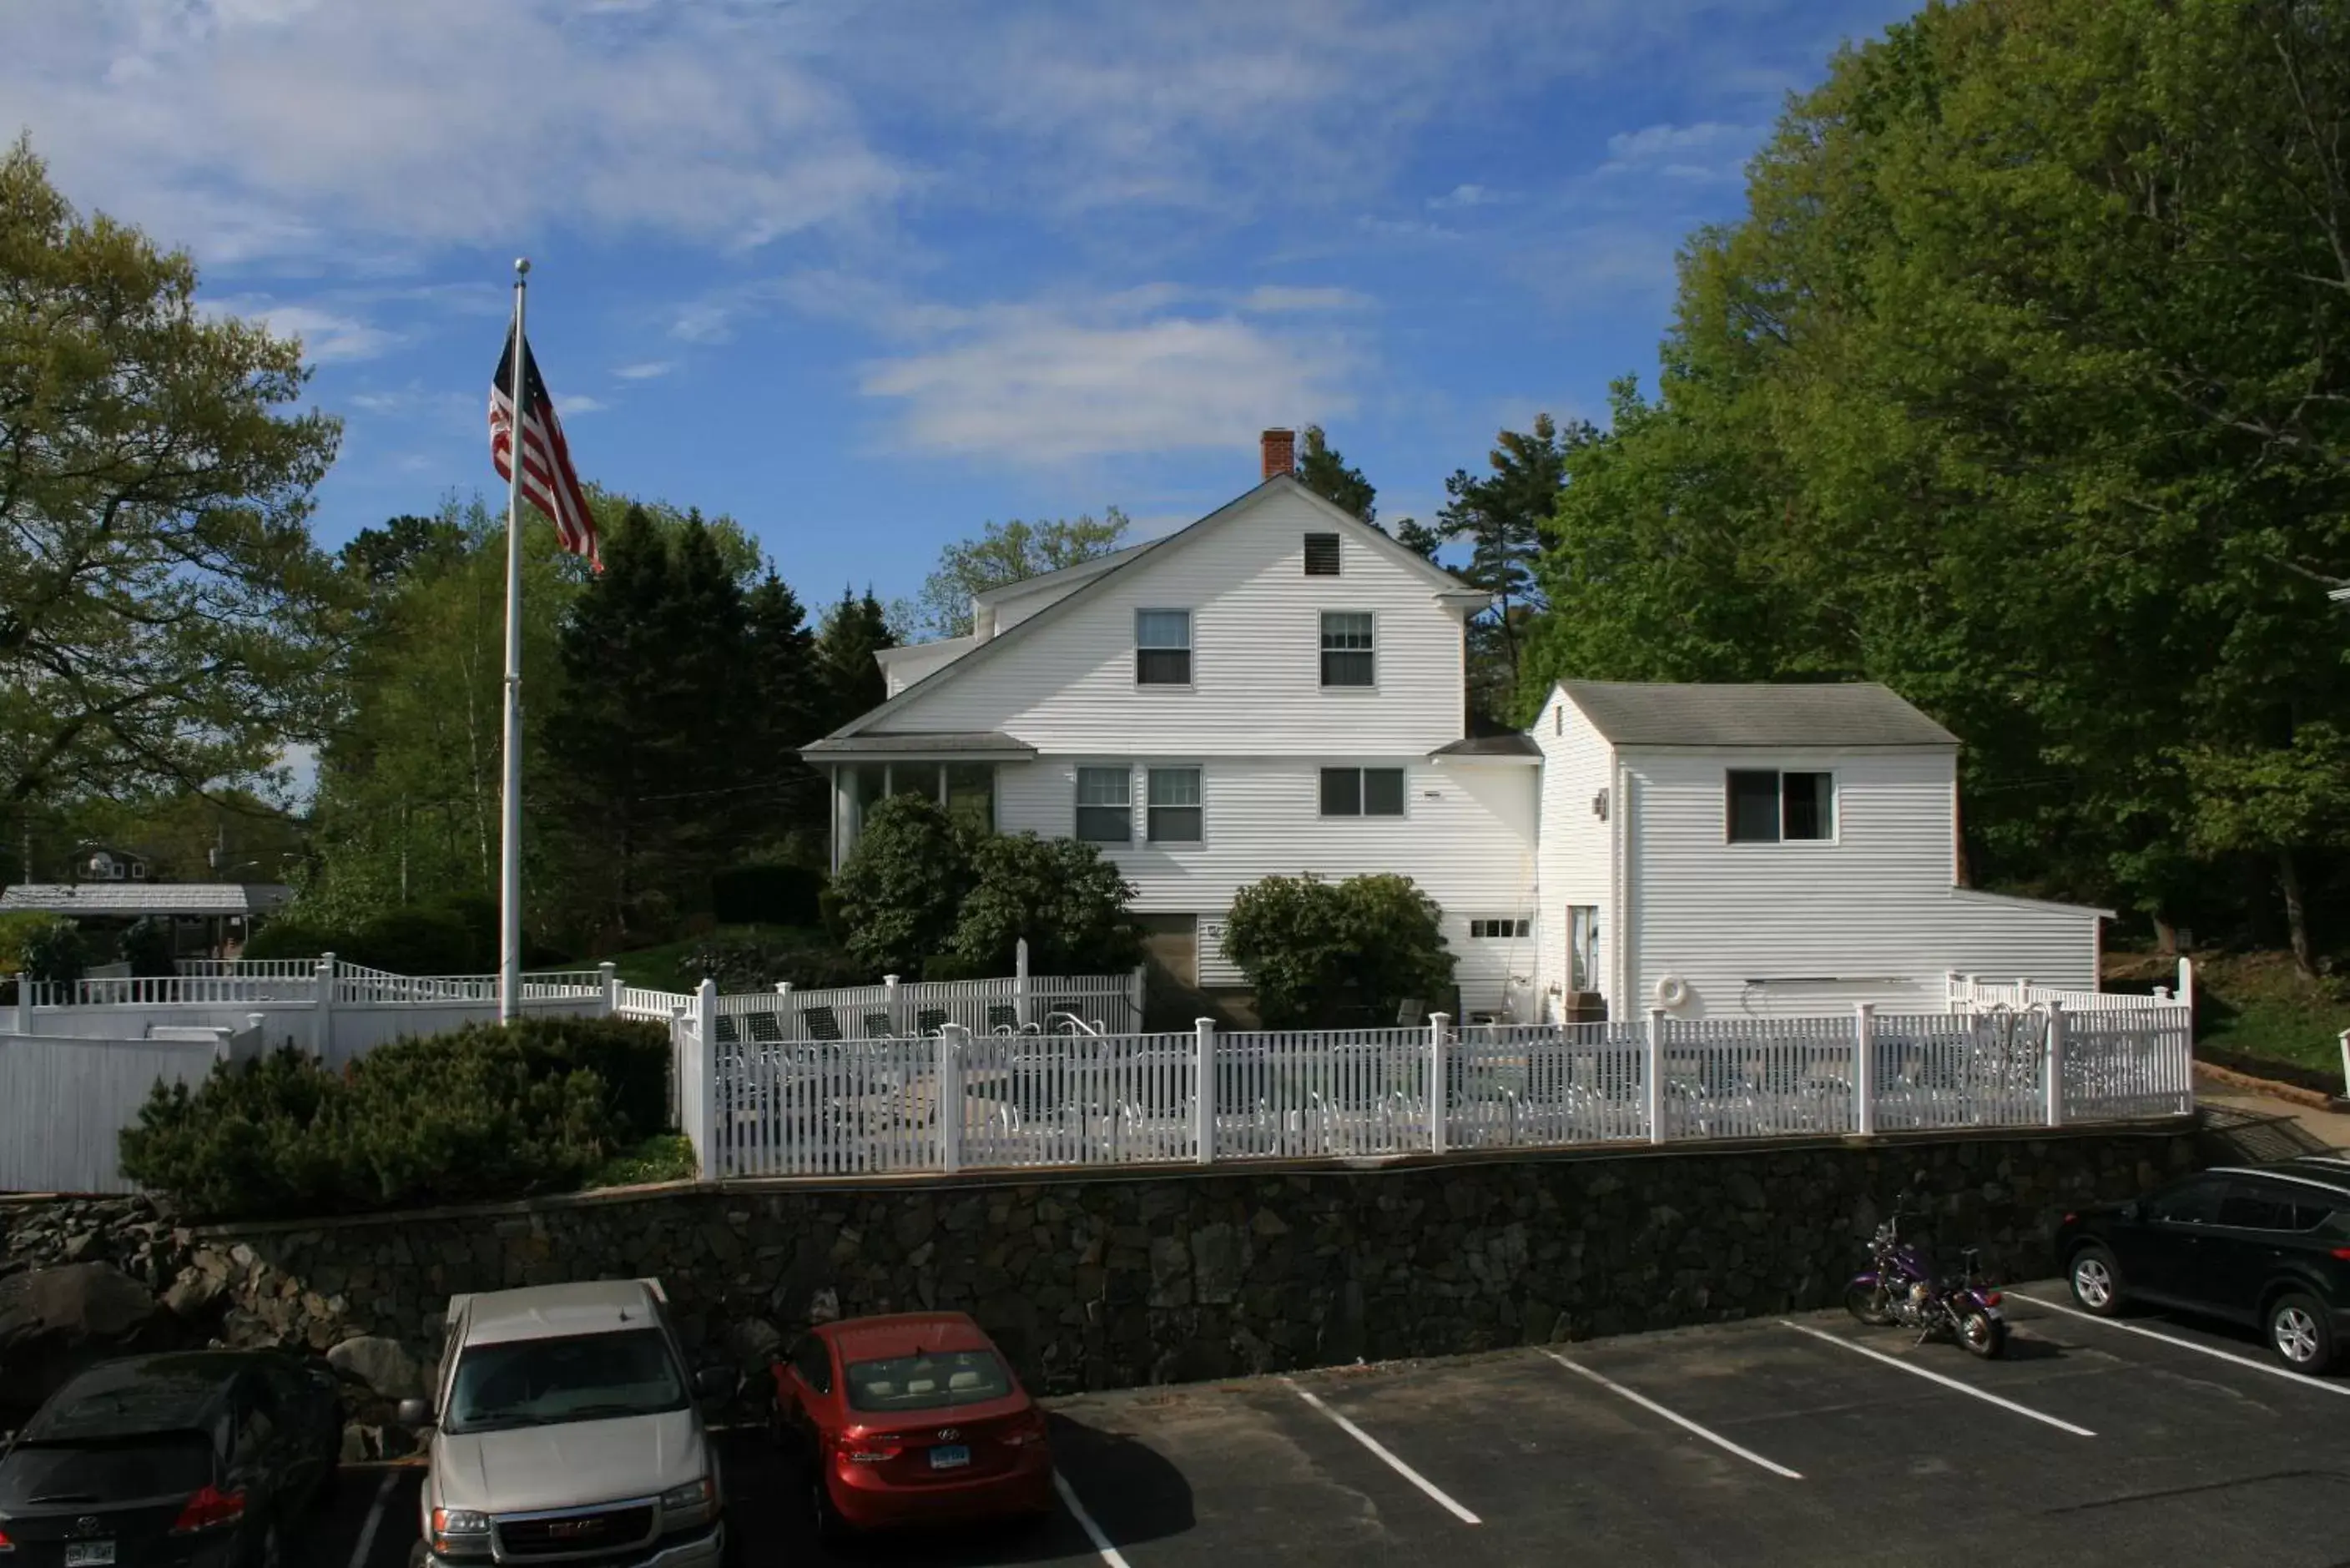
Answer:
xmin=65 ymin=1544 xmax=116 ymax=1567
xmin=929 ymin=1444 xmax=971 ymax=1470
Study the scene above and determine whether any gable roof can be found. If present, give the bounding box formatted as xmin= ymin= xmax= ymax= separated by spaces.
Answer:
xmin=814 ymin=476 xmax=1488 ymax=744
xmin=0 ymin=882 xmax=295 ymax=917
xmin=1556 ymin=681 xmax=1959 ymax=749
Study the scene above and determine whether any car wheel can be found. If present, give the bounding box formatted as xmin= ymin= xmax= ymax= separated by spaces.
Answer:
xmin=2268 ymin=1291 xmax=2337 ymax=1374
xmin=2069 ymin=1244 xmax=2125 ymax=1316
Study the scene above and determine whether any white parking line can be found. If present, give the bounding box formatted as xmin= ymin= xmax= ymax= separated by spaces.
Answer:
xmin=1781 ymin=1321 xmax=2096 ymax=1437
xmin=2010 ymin=1291 xmax=2350 ymax=1398
xmin=1285 ymin=1380 xmax=1483 ymax=1525
xmin=1053 ymin=1470 xmax=1133 ymax=1568
xmin=1541 ymin=1350 xmax=1804 ymax=1479
xmin=347 ymin=1469 xmax=401 ymax=1568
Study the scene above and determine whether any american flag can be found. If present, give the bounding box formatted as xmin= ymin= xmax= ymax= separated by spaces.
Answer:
xmin=488 ymin=325 xmax=600 ymax=570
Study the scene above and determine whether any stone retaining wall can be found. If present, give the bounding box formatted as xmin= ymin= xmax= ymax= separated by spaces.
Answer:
xmin=3 ymin=1124 xmax=2195 ymax=1410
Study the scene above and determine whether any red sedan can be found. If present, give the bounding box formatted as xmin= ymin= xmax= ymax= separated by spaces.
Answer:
xmin=769 ymin=1312 xmax=1054 ymax=1540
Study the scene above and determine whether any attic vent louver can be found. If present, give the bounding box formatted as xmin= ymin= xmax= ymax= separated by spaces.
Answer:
xmin=1303 ymin=533 xmax=1340 ymax=576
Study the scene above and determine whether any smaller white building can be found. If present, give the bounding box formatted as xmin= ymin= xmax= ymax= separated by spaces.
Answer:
xmin=1529 ymin=680 xmax=2109 ymax=1021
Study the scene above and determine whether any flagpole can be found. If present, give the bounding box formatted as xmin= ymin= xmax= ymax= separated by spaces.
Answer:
xmin=498 ymin=257 xmax=530 ymax=1025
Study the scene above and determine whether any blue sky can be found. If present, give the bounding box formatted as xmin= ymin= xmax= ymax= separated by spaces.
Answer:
xmin=5 ymin=0 xmax=1917 ymax=616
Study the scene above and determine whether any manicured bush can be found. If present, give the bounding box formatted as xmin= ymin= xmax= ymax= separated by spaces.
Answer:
xmin=240 ymin=915 xmax=360 ymax=963
xmin=950 ymin=832 xmax=1139 ymax=976
xmin=19 ymin=919 xmax=90 ymax=988
xmin=680 ymin=931 xmax=869 ymax=991
xmin=118 ymin=1016 xmax=673 ymax=1221
xmin=120 ymin=916 xmax=178 ymax=978
xmin=712 ymin=863 xmax=825 ymax=927
xmin=1225 ymin=872 xmax=1456 ymax=1027
xmin=831 ymin=795 xmax=974 ymax=977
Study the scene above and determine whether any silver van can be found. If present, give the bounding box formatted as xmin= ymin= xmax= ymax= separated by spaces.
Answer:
xmin=399 ymin=1279 xmax=736 ymax=1566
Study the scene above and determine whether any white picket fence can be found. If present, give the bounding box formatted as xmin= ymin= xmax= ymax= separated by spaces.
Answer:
xmin=686 ymin=1000 xmax=2196 ymax=1180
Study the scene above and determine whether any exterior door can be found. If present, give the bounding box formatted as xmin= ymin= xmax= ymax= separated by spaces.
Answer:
xmin=2196 ymin=1179 xmax=2303 ymax=1323
xmin=2126 ymin=1173 xmax=2225 ymax=1303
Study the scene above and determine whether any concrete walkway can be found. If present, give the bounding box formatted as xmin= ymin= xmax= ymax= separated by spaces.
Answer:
xmin=2196 ymin=1086 xmax=2350 ymax=1153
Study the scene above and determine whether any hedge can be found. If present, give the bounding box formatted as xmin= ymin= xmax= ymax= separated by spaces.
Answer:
xmin=119 ymin=1015 xmax=674 ymax=1221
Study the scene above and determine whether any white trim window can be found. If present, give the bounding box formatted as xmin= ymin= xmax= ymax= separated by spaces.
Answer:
xmin=1468 ymin=918 xmax=1530 ymax=940
xmin=1135 ymin=610 xmax=1192 ymax=686
xmin=1319 ymin=766 xmax=1404 ymax=817
xmin=1320 ymin=612 xmax=1374 ymax=688
xmin=1075 ymin=766 xmax=1132 ymax=844
xmin=1726 ymin=769 xmax=1836 ymax=844
xmin=1146 ymin=767 xmax=1203 ymax=845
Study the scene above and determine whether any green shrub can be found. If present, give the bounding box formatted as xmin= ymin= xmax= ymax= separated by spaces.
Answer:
xmin=0 ymin=911 xmax=60 ymax=981
xmin=20 ymin=920 xmax=90 ymax=987
xmin=1225 ymin=872 xmax=1457 ymax=1027
xmin=118 ymin=1016 xmax=673 ymax=1220
xmin=831 ymin=795 xmax=974 ymax=976
xmin=240 ymin=915 xmax=360 ymax=963
xmin=345 ymin=905 xmax=477 ymax=974
xmin=950 ymin=832 xmax=1139 ymax=975
xmin=120 ymin=916 xmax=178 ymax=979
xmin=680 ymin=932 xmax=869 ymax=991
xmin=712 ymin=863 xmax=825 ymax=927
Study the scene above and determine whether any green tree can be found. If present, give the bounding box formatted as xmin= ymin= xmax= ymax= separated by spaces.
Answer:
xmin=914 ymin=512 xmax=1130 ymax=639
xmin=0 ymin=138 xmax=345 ymax=820
xmin=831 ymin=794 xmax=972 ymax=977
xmin=1434 ymin=412 xmax=1580 ymax=721
xmin=950 ymin=832 xmax=1139 ymax=976
xmin=814 ymin=586 xmax=897 ymax=732
xmin=743 ymin=571 xmax=827 ymax=854
xmin=1224 ymin=872 xmax=1456 ymax=1026
xmin=1297 ymin=426 xmax=1376 ymax=523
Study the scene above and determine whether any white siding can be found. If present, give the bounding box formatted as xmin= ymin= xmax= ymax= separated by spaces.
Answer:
xmin=1531 ymin=689 xmax=1616 ymax=1017
xmin=880 ymin=638 xmax=974 ymax=697
xmin=1618 ymin=745 xmax=2099 ymax=1017
xmin=885 ymin=488 xmax=1470 ymax=754
xmin=995 ymin=754 xmax=1537 ymax=1011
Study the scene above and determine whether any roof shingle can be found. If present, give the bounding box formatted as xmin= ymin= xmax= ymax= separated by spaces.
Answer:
xmin=1556 ymin=681 xmax=1959 ymax=749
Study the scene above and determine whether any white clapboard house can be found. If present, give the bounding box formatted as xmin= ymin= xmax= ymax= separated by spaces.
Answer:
xmin=803 ymin=431 xmax=2105 ymax=1023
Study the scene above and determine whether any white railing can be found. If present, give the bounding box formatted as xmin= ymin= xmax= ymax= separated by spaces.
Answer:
xmin=28 ymin=964 xmax=607 ymax=1011
xmin=1948 ymin=958 xmax=2195 ymax=1015
xmin=693 ymin=1001 xmax=2195 ymax=1181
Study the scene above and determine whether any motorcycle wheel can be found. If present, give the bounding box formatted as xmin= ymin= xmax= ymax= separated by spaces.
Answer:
xmin=1957 ymin=1308 xmax=2007 ymax=1359
xmin=1844 ymin=1282 xmax=1896 ymax=1327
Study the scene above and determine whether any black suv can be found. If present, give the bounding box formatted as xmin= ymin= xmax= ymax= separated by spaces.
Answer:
xmin=2056 ymin=1158 xmax=2350 ymax=1373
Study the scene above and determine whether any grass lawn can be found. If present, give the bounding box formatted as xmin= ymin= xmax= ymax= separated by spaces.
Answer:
xmin=567 ymin=923 xmax=850 ymax=993
xmin=584 ymin=1132 xmax=698 ymax=1188
xmin=2111 ymin=947 xmax=2348 ymax=1081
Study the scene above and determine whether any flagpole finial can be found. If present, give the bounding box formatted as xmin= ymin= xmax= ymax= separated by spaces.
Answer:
xmin=514 ymin=256 xmax=531 ymax=278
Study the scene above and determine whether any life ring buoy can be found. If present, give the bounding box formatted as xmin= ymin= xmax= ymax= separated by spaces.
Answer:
xmin=1653 ymin=973 xmax=1691 ymax=1010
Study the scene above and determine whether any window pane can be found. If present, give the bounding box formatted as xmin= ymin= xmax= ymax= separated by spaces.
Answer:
xmin=890 ymin=764 xmax=942 ymax=802
xmin=1147 ymin=768 xmax=1201 ymax=805
xmin=852 ymin=764 xmax=888 ymax=810
xmin=1783 ymin=772 xmax=1834 ymax=840
xmin=1304 ymin=533 xmax=1341 ymax=575
xmin=1075 ymin=806 xmax=1131 ymax=843
xmin=2217 ymin=1184 xmax=2294 ymax=1231
xmin=1322 ymin=650 xmax=1374 ymax=687
xmin=1320 ymin=613 xmax=1374 ymax=648
xmin=1136 ymin=610 xmax=1191 ymax=648
xmin=1147 ymin=806 xmax=1203 ymax=844
xmin=1076 ymin=767 xmax=1129 ymax=805
xmin=1727 ymin=770 xmax=1781 ymax=843
xmin=1136 ymin=648 xmax=1192 ymax=685
xmin=1319 ymin=768 xmax=1361 ymax=816
xmin=945 ymin=764 xmax=994 ymax=834
xmin=1363 ymin=769 xmax=1405 ymax=815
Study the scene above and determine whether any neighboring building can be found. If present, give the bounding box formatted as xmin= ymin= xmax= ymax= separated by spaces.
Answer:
xmin=0 ymin=881 xmax=295 ymax=959
xmin=73 ymin=844 xmax=150 ymax=882
xmin=802 ymin=431 xmax=2105 ymax=1024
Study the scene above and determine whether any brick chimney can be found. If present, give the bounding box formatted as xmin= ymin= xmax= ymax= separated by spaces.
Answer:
xmin=1260 ymin=428 xmax=1296 ymax=481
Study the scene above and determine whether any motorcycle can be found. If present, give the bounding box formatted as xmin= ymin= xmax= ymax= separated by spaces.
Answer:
xmin=1843 ymin=1203 xmax=2009 ymax=1359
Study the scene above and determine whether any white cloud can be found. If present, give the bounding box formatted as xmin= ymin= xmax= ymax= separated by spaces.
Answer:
xmin=202 ymin=296 xmax=398 ymax=362
xmin=1239 ymin=285 xmax=1372 ymax=313
xmin=1 ymin=0 xmax=911 ymax=268
xmin=1597 ymin=120 xmax=1762 ymax=179
xmin=1428 ymin=183 xmax=1511 ymax=209
xmin=855 ymin=292 xmax=1358 ymax=464
xmin=613 ymin=360 xmax=677 ymax=381
xmin=560 ymin=395 xmax=611 ymax=416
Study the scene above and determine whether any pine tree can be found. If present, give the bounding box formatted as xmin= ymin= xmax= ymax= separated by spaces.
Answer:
xmin=814 ymin=586 xmax=895 ymax=733
xmin=1435 ymin=414 xmax=1579 ymax=723
xmin=744 ymin=571 xmax=825 ymax=844
xmin=1297 ymin=426 xmax=1377 ymax=523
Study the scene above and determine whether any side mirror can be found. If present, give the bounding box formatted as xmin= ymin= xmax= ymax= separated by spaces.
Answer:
xmin=394 ymin=1398 xmax=434 ymax=1429
xmin=2120 ymin=1201 xmax=2141 ymax=1223
xmin=693 ymin=1365 xmax=740 ymax=1401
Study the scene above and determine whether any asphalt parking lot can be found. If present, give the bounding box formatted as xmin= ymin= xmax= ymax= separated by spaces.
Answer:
xmin=295 ymin=1283 xmax=2350 ymax=1567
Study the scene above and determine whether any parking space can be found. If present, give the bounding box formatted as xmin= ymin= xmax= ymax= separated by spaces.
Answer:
xmin=293 ymin=1285 xmax=2350 ymax=1567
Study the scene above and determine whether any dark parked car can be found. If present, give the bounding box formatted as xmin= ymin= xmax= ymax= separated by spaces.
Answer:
xmin=0 ymin=1350 xmax=341 ymax=1566
xmin=2056 ymin=1157 xmax=2350 ymax=1373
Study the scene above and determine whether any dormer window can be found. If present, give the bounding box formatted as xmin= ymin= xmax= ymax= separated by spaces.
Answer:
xmin=1135 ymin=610 xmax=1192 ymax=686
xmin=1303 ymin=533 xmax=1341 ymax=576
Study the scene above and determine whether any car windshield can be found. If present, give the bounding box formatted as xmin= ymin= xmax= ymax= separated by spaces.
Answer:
xmin=844 ymin=1349 xmax=1012 ymax=1413
xmin=0 ymin=1435 xmax=213 ymax=1505
xmin=446 ymin=1329 xmax=686 ymax=1434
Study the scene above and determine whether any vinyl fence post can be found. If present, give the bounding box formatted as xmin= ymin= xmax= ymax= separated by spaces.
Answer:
xmin=2043 ymin=1000 xmax=2067 ymax=1128
xmin=599 ymin=961 xmax=618 ymax=1016
xmin=1646 ymin=1007 xmax=1667 ymax=1145
xmin=1853 ymin=1003 xmax=1877 ymax=1137
xmin=11 ymin=973 xmax=26 ymax=1036
xmin=696 ymin=977 xmax=721 ymax=1177
xmin=939 ymin=1025 xmax=966 ymax=1175
xmin=1015 ymin=938 xmax=1032 ymax=1030
xmin=313 ymin=954 xmax=336 ymax=1061
xmin=1426 ymin=1012 xmax=1450 ymax=1156
xmin=885 ymin=973 xmax=902 ymax=1035
xmin=1129 ymin=964 xmax=1147 ymax=1032
xmin=2176 ymin=956 xmax=2196 ymax=1018
xmin=1194 ymin=1017 xmax=1217 ymax=1165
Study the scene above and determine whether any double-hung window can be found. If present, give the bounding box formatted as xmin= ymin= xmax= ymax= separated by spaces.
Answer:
xmin=1726 ymin=770 xmax=1836 ymax=844
xmin=1147 ymin=768 xmax=1203 ymax=844
xmin=1320 ymin=613 xmax=1374 ymax=688
xmin=1075 ymin=767 xmax=1132 ymax=844
xmin=1320 ymin=767 xmax=1405 ymax=817
xmin=1135 ymin=610 xmax=1192 ymax=686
